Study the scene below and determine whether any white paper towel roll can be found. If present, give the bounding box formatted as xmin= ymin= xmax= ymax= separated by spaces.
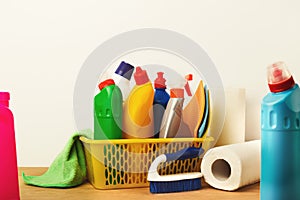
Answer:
xmin=201 ymin=140 xmax=260 ymax=191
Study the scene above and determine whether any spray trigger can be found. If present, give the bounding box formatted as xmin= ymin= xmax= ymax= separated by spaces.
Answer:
xmin=184 ymin=74 xmax=193 ymax=96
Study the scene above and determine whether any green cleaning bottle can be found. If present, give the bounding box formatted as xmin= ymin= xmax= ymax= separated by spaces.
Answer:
xmin=94 ymin=79 xmax=123 ymax=140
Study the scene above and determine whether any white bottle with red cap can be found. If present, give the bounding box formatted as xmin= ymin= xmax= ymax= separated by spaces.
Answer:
xmin=159 ymin=88 xmax=184 ymax=138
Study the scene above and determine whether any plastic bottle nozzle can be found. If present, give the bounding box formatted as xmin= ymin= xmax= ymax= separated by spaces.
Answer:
xmin=134 ymin=67 xmax=150 ymax=85
xmin=267 ymin=61 xmax=295 ymax=92
xmin=154 ymin=72 xmax=167 ymax=89
xmin=272 ymin=62 xmax=284 ymax=82
xmin=185 ymin=74 xmax=193 ymax=81
xmin=273 ymin=68 xmax=282 ymax=77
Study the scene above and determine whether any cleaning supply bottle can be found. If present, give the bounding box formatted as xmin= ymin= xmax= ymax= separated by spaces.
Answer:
xmin=261 ymin=61 xmax=300 ymax=200
xmin=112 ymin=61 xmax=134 ymax=101
xmin=94 ymin=79 xmax=123 ymax=140
xmin=0 ymin=92 xmax=20 ymax=200
xmin=123 ymin=67 xmax=154 ymax=138
xmin=153 ymin=72 xmax=170 ymax=138
xmin=159 ymin=88 xmax=184 ymax=138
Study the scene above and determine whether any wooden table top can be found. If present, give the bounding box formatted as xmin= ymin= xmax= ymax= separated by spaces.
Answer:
xmin=19 ymin=167 xmax=259 ymax=200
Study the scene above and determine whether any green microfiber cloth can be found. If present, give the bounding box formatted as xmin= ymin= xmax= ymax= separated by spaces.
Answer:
xmin=22 ymin=130 xmax=92 ymax=188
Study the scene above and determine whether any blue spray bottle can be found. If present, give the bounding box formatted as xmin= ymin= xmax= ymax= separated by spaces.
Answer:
xmin=153 ymin=72 xmax=170 ymax=138
xmin=261 ymin=61 xmax=300 ymax=200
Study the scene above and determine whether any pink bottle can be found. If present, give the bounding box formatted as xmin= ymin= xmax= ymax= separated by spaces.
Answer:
xmin=0 ymin=92 xmax=20 ymax=200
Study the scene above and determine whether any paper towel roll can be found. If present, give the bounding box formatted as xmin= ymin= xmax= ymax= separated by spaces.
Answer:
xmin=201 ymin=140 xmax=260 ymax=191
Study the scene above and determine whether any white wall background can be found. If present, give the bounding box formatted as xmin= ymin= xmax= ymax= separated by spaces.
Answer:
xmin=1 ymin=0 xmax=300 ymax=166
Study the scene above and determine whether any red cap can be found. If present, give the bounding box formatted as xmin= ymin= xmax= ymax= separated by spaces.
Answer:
xmin=267 ymin=62 xmax=295 ymax=93
xmin=0 ymin=92 xmax=10 ymax=107
xmin=98 ymin=79 xmax=115 ymax=90
xmin=0 ymin=92 xmax=10 ymax=101
xmin=154 ymin=72 xmax=167 ymax=88
xmin=184 ymin=74 xmax=193 ymax=96
xmin=170 ymin=88 xmax=184 ymax=98
xmin=134 ymin=67 xmax=150 ymax=85
xmin=185 ymin=74 xmax=193 ymax=81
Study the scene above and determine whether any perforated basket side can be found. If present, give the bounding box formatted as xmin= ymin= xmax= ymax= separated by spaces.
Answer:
xmin=80 ymin=137 xmax=213 ymax=189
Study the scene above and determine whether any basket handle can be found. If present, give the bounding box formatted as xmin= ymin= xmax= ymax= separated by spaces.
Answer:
xmin=165 ymin=147 xmax=204 ymax=162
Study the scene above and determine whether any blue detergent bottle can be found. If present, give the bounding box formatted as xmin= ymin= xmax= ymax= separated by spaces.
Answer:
xmin=153 ymin=72 xmax=170 ymax=138
xmin=261 ymin=61 xmax=300 ymax=200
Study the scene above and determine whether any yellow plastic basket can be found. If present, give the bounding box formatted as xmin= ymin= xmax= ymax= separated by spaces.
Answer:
xmin=80 ymin=136 xmax=213 ymax=189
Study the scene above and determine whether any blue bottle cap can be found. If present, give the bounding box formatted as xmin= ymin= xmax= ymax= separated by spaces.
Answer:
xmin=115 ymin=61 xmax=134 ymax=80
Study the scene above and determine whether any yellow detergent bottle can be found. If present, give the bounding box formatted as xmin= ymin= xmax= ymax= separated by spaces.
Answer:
xmin=123 ymin=66 xmax=154 ymax=138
